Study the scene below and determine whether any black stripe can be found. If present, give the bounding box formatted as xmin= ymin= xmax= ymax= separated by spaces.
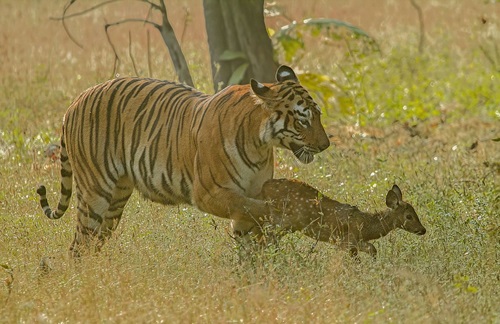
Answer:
xmin=61 ymin=186 xmax=72 ymax=196
xmin=61 ymin=168 xmax=72 ymax=177
xmin=40 ymin=198 xmax=49 ymax=208
xmin=57 ymin=203 xmax=69 ymax=212
xmin=77 ymin=206 xmax=103 ymax=224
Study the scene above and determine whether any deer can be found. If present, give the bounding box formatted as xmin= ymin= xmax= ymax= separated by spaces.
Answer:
xmin=237 ymin=179 xmax=426 ymax=258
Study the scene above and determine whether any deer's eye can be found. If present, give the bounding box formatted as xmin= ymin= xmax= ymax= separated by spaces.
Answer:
xmin=405 ymin=214 xmax=413 ymax=220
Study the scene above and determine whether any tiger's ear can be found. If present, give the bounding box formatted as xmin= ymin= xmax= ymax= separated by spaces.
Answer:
xmin=276 ymin=65 xmax=298 ymax=83
xmin=251 ymin=79 xmax=274 ymax=100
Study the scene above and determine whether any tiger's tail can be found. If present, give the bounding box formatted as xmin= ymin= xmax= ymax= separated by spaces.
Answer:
xmin=37 ymin=137 xmax=73 ymax=219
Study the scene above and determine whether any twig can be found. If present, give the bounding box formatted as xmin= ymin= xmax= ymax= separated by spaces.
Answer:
xmin=52 ymin=0 xmax=161 ymax=51
xmin=61 ymin=0 xmax=84 ymax=48
xmin=104 ymin=22 xmax=120 ymax=78
xmin=128 ymin=31 xmax=139 ymax=76
xmin=147 ymin=29 xmax=152 ymax=77
xmin=50 ymin=0 xmax=160 ymax=21
xmin=105 ymin=18 xmax=160 ymax=30
xmin=180 ymin=6 xmax=191 ymax=44
xmin=105 ymin=18 xmax=160 ymax=77
xmin=479 ymin=45 xmax=496 ymax=68
xmin=410 ymin=0 xmax=425 ymax=53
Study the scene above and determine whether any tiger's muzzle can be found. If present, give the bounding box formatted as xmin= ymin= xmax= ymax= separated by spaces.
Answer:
xmin=290 ymin=143 xmax=328 ymax=164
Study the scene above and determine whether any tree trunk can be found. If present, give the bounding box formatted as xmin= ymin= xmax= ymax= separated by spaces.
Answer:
xmin=204 ymin=0 xmax=278 ymax=91
xmin=158 ymin=1 xmax=194 ymax=87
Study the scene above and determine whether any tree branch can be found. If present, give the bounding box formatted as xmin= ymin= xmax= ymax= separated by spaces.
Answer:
xmin=104 ymin=18 xmax=160 ymax=78
xmin=52 ymin=0 xmax=162 ymax=49
xmin=410 ymin=0 xmax=425 ymax=53
xmin=52 ymin=0 xmax=193 ymax=84
xmin=61 ymin=0 xmax=84 ymax=48
xmin=128 ymin=31 xmax=139 ymax=76
xmin=157 ymin=1 xmax=194 ymax=86
xmin=147 ymin=29 xmax=152 ymax=77
xmin=104 ymin=21 xmax=120 ymax=78
xmin=50 ymin=0 xmax=161 ymax=21
xmin=105 ymin=18 xmax=160 ymax=30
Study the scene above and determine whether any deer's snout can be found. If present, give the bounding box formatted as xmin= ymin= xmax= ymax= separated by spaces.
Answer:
xmin=415 ymin=227 xmax=426 ymax=235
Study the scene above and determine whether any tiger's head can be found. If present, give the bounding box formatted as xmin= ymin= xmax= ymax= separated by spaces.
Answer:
xmin=251 ymin=65 xmax=330 ymax=164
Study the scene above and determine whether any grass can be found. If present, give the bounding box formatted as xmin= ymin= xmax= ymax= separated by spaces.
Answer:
xmin=1 ymin=0 xmax=499 ymax=323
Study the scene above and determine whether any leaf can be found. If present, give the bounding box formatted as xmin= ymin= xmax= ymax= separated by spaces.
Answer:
xmin=274 ymin=18 xmax=375 ymax=42
xmin=219 ymin=50 xmax=247 ymax=62
xmin=302 ymin=18 xmax=371 ymax=38
xmin=275 ymin=34 xmax=303 ymax=62
xmin=228 ymin=63 xmax=249 ymax=85
xmin=267 ymin=27 xmax=275 ymax=37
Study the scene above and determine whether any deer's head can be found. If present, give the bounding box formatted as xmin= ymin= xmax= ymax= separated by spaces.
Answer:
xmin=386 ymin=185 xmax=426 ymax=235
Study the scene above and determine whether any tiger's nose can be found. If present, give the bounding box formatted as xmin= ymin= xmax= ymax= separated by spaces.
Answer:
xmin=318 ymin=136 xmax=330 ymax=151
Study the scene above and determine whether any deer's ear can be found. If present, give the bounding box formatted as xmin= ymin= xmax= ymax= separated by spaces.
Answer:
xmin=391 ymin=185 xmax=403 ymax=201
xmin=386 ymin=190 xmax=399 ymax=209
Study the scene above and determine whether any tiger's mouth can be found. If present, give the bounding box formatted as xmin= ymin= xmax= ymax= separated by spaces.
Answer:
xmin=289 ymin=143 xmax=316 ymax=164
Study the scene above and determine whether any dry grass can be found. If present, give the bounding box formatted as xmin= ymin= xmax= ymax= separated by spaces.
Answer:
xmin=1 ymin=0 xmax=499 ymax=323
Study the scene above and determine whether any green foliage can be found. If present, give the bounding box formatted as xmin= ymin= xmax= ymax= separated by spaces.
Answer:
xmin=274 ymin=20 xmax=500 ymax=126
xmin=219 ymin=50 xmax=248 ymax=61
xmin=218 ymin=50 xmax=250 ymax=85
xmin=270 ymin=12 xmax=500 ymax=126
xmin=273 ymin=18 xmax=379 ymax=62
xmin=228 ymin=63 xmax=249 ymax=85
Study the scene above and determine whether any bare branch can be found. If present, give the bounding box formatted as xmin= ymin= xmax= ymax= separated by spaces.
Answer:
xmin=50 ymin=0 xmax=161 ymax=21
xmin=410 ymin=0 xmax=425 ymax=53
xmin=105 ymin=18 xmax=160 ymax=30
xmin=145 ymin=1 xmax=155 ymax=23
xmin=61 ymin=0 xmax=84 ymax=48
xmin=479 ymin=45 xmax=497 ymax=70
xmin=128 ymin=31 xmax=139 ymax=76
xmin=52 ymin=0 xmax=193 ymax=84
xmin=104 ymin=21 xmax=121 ymax=78
xmin=147 ymin=29 xmax=152 ymax=77
xmin=139 ymin=0 xmax=162 ymax=11
xmin=52 ymin=0 xmax=161 ymax=51
xmin=104 ymin=18 xmax=160 ymax=78
xmin=180 ymin=6 xmax=191 ymax=44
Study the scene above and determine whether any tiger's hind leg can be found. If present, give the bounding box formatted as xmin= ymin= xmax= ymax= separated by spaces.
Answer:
xmin=69 ymin=177 xmax=134 ymax=257
xmin=99 ymin=178 xmax=134 ymax=251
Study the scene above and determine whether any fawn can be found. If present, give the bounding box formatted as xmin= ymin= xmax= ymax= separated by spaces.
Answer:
xmin=254 ymin=179 xmax=426 ymax=257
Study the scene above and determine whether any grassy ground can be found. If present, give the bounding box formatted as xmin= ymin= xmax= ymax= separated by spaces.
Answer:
xmin=1 ymin=0 xmax=499 ymax=323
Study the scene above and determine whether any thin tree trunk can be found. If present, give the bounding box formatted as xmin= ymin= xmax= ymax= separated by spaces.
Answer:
xmin=158 ymin=1 xmax=194 ymax=86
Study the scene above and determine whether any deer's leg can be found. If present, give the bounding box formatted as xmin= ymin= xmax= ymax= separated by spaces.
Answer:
xmin=338 ymin=239 xmax=359 ymax=258
xmin=358 ymin=241 xmax=377 ymax=259
xmin=231 ymin=220 xmax=266 ymax=244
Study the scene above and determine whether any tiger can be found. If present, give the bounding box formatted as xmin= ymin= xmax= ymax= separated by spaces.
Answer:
xmin=36 ymin=65 xmax=330 ymax=257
